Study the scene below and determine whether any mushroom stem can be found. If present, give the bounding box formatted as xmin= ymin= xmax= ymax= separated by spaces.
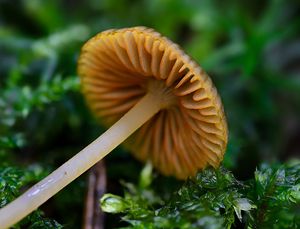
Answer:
xmin=0 ymin=92 xmax=163 ymax=228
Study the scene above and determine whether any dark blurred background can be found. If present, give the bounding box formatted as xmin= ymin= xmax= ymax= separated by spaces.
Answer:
xmin=0 ymin=0 xmax=299 ymax=227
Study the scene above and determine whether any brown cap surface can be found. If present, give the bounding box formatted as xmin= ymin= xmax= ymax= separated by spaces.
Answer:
xmin=78 ymin=27 xmax=228 ymax=179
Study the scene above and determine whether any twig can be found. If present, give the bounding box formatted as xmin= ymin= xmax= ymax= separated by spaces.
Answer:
xmin=83 ymin=160 xmax=107 ymax=229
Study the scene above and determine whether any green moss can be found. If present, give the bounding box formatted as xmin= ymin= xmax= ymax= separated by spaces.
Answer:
xmin=101 ymin=162 xmax=299 ymax=228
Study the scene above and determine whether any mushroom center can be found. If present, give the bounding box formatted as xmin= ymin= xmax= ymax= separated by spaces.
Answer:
xmin=147 ymin=79 xmax=177 ymax=109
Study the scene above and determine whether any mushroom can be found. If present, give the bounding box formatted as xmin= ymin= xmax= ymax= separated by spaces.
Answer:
xmin=0 ymin=27 xmax=228 ymax=228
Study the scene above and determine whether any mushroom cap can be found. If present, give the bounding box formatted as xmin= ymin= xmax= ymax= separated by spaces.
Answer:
xmin=78 ymin=27 xmax=228 ymax=179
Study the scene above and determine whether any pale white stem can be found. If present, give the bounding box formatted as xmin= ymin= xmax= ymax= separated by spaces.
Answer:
xmin=0 ymin=92 xmax=162 ymax=229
